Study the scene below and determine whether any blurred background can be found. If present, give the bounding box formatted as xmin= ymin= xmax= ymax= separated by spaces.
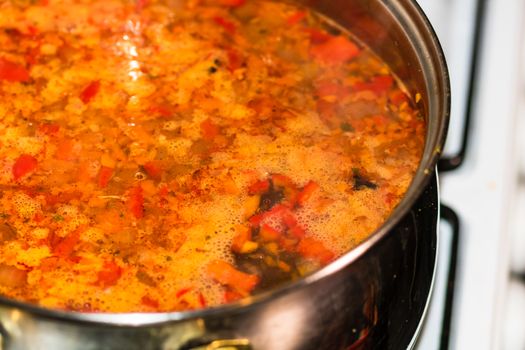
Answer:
xmin=412 ymin=0 xmax=525 ymax=349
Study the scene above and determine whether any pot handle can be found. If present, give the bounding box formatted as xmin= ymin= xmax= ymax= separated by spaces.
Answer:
xmin=186 ymin=338 xmax=252 ymax=350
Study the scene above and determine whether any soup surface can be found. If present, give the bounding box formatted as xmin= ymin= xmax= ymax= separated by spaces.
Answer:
xmin=0 ymin=0 xmax=425 ymax=312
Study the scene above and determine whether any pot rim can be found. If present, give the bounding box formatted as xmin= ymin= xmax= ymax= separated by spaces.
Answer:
xmin=0 ymin=0 xmax=450 ymax=326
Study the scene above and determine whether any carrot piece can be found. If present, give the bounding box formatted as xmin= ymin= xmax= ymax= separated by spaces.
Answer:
xmin=143 ymin=161 xmax=163 ymax=180
xmin=0 ymin=58 xmax=30 ymax=82
xmin=141 ymin=295 xmax=159 ymax=308
xmin=259 ymin=224 xmax=281 ymax=242
xmin=224 ymin=289 xmax=243 ymax=303
xmin=248 ymin=179 xmax=270 ymax=195
xmin=213 ymin=16 xmax=236 ymax=35
xmin=0 ymin=264 xmax=27 ymax=288
xmin=80 ymin=80 xmax=100 ymax=104
xmin=53 ymin=227 xmax=83 ymax=258
xmin=231 ymin=225 xmax=251 ymax=253
xmin=98 ymin=166 xmax=113 ymax=188
xmin=12 ymin=154 xmax=37 ymax=181
xmin=296 ymin=237 xmax=335 ymax=265
xmin=96 ymin=260 xmax=122 ymax=288
xmin=128 ymin=186 xmax=144 ymax=219
xmin=287 ymin=11 xmax=306 ymax=25
xmin=216 ymin=0 xmax=245 ymax=7
xmin=297 ymin=180 xmax=319 ymax=206
xmin=310 ymin=35 xmax=360 ymax=64
xmin=207 ymin=260 xmax=259 ymax=294
xmin=200 ymin=118 xmax=220 ymax=140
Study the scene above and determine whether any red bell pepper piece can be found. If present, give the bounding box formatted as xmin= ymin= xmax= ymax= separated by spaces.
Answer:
xmin=297 ymin=180 xmax=319 ymax=206
xmin=38 ymin=123 xmax=60 ymax=136
xmin=128 ymin=186 xmax=144 ymax=219
xmin=207 ymin=260 xmax=259 ymax=294
xmin=141 ymin=295 xmax=159 ymax=308
xmin=224 ymin=289 xmax=243 ymax=303
xmin=248 ymin=179 xmax=270 ymax=195
xmin=304 ymin=28 xmax=331 ymax=44
xmin=297 ymin=237 xmax=334 ymax=265
xmin=98 ymin=166 xmax=113 ymax=188
xmin=80 ymin=80 xmax=100 ymax=104
xmin=143 ymin=161 xmax=163 ymax=180
xmin=53 ymin=227 xmax=83 ymax=258
xmin=213 ymin=17 xmax=236 ymax=35
xmin=310 ymin=35 xmax=360 ymax=64
xmin=354 ymin=75 xmax=394 ymax=95
xmin=200 ymin=118 xmax=220 ymax=140
xmin=96 ymin=260 xmax=122 ymax=288
xmin=176 ymin=287 xmax=192 ymax=298
xmin=198 ymin=292 xmax=207 ymax=308
xmin=0 ymin=58 xmax=30 ymax=82
xmin=226 ymin=49 xmax=242 ymax=72
xmin=12 ymin=154 xmax=37 ymax=181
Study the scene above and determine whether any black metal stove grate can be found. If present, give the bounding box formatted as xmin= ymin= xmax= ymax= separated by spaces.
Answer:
xmin=435 ymin=0 xmax=487 ymax=348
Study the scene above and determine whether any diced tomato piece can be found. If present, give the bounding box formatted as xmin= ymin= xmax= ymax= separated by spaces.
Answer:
xmin=38 ymin=123 xmax=60 ymax=136
xmin=297 ymin=237 xmax=334 ymax=265
xmin=98 ymin=166 xmax=113 ymax=188
xmin=12 ymin=154 xmax=38 ymax=181
xmin=226 ymin=49 xmax=242 ymax=72
xmin=216 ymin=0 xmax=245 ymax=7
xmin=207 ymin=260 xmax=259 ymax=294
xmin=259 ymin=224 xmax=281 ymax=241
xmin=248 ymin=212 xmax=264 ymax=227
xmin=143 ymin=161 xmax=163 ymax=180
xmin=128 ymin=186 xmax=144 ymax=219
xmin=96 ymin=260 xmax=122 ymax=288
xmin=80 ymin=80 xmax=100 ymax=104
xmin=287 ymin=11 xmax=306 ymax=25
xmin=53 ymin=228 xmax=83 ymax=258
xmin=354 ymin=75 xmax=394 ymax=95
xmin=26 ymin=25 xmax=39 ymax=37
xmin=141 ymin=295 xmax=159 ymax=308
xmin=297 ymin=180 xmax=319 ymax=206
xmin=200 ymin=118 xmax=220 ymax=140
xmin=0 ymin=264 xmax=27 ymax=288
xmin=231 ymin=225 xmax=251 ymax=253
xmin=213 ymin=17 xmax=236 ymax=35
xmin=55 ymin=139 xmax=75 ymax=160
xmin=176 ymin=287 xmax=192 ymax=298
xmin=248 ymin=179 xmax=270 ymax=195
xmin=310 ymin=35 xmax=360 ymax=64
xmin=0 ymin=58 xmax=30 ymax=82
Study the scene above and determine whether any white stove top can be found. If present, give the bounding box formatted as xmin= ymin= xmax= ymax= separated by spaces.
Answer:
xmin=414 ymin=0 xmax=525 ymax=349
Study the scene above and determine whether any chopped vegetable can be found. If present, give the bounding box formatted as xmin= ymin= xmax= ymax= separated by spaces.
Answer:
xmin=12 ymin=154 xmax=38 ymax=181
xmin=310 ymin=36 xmax=360 ymax=64
xmin=207 ymin=260 xmax=259 ymax=294
xmin=0 ymin=58 xmax=30 ymax=82
xmin=80 ymin=80 xmax=100 ymax=104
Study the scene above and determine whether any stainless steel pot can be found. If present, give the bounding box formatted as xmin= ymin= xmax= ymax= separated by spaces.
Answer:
xmin=0 ymin=1 xmax=450 ymax=349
